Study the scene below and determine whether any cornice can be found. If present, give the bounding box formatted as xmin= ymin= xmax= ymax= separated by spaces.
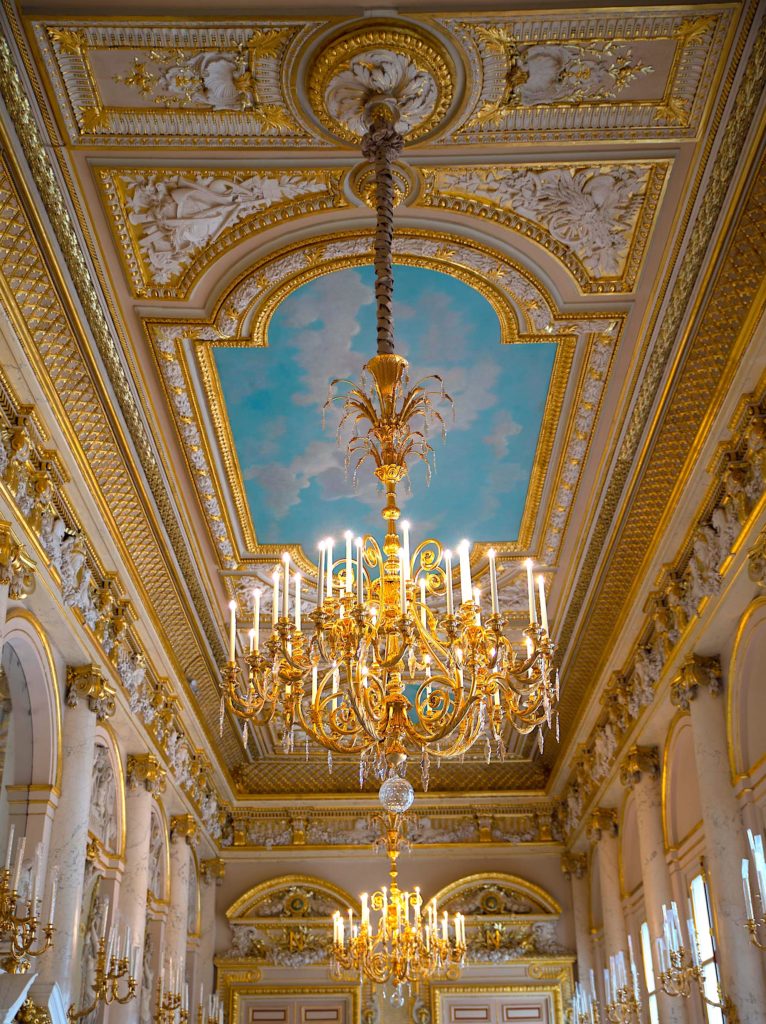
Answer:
xmin=552 ymin=5 xmax=766 ymax=764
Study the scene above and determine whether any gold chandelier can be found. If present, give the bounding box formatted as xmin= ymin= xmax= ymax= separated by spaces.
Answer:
xmin=330 ymin=814 xmax=465 ymax=990
xmin=222 ymin=83 xmax=559 ymax=794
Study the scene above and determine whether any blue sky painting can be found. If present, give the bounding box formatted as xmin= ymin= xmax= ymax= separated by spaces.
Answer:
xmin=214 ymin=265 xmax=556 ymax=557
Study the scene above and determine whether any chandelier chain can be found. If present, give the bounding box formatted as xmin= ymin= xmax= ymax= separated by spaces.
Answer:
xmin=361 ymin=110 xmax=404 ymax=356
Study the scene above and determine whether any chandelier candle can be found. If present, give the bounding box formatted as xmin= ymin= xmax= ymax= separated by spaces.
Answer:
xmin=219 ymin=77 xmax=559 ymax=783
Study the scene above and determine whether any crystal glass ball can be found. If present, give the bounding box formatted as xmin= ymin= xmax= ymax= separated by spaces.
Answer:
xmin=379 ymin=775 xmax=415 ymax=814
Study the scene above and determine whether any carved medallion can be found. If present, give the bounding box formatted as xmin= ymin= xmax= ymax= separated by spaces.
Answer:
xmin=307 ymin=23 xmax=455 ymax=143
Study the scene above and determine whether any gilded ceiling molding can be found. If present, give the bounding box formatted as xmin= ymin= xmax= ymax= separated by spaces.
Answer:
xmin=0 ymin=39 xmax=256 ymax=773
xmin=29 ymin=19 xmax=320 ymax=145
xmin=440 ymin=9 xmax=733 ymax=143
xmin=419 ymin=161 xmax=670 ymax=294
xmin=306 ymin=21 xmax=456 ymax=144
xmin=230 ymin=756 xmax=548 ymax=796
xmin=551 ymin=6 xmax=766 ymax=762
xmin=97 ymin=166 xmax=348 ymax=298
xmin=146 ymin=229 xmax=620 ymax=590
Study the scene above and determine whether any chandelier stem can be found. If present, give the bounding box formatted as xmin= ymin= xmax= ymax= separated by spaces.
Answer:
xmin=362 ymin=105 xmax=404 ymax=356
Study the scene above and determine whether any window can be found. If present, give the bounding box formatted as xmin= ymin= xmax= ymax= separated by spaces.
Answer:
xmin=639 ymin=921 xmax=659 ymax=1024
xmin=690 ymin=873 xmax=724 ymax=1024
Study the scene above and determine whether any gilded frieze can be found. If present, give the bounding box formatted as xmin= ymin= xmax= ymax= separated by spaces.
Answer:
xmin=98 ymin=166 xmax=347 ymax=297
xmin=440 ymin=8 xmax=734 ymax=143
xmin=420 ymin=161 xmax=670 ymax=293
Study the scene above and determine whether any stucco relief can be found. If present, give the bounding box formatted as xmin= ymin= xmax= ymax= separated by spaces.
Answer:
xmin=89 ymin=744 xmax=118 ymax=853
xmin=100 ymin=168 xmax=343 ymax=294
xmin=423 ymin=164 xmax=658 ymax=284
xmin=324 ymin=50 xmax=438 ymax=136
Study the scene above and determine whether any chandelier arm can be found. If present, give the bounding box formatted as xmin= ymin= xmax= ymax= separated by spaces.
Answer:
xmin=402 ymin=683 xmax=484 ymax=747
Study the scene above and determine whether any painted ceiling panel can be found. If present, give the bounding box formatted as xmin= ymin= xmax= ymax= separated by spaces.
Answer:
xmin=214 ymin=265 xmax=556 ymax=555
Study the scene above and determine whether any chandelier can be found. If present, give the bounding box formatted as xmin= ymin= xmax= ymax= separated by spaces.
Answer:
xmin=222 ymin=72 xmax=559 ymax=792
xmin=330 ymin=813 xmax=465 ymax=991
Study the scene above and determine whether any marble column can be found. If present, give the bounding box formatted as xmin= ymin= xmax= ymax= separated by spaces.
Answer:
xmin=164 ymin=815 xmax=197 ymax=989
xmin=112 ymin=755 xmax=166 ymax=1024
xmin=620 ymin=746 xmax=689 ymax=1024
xmin=198 ymin=858 xmax=225 ymax=1011
xmin=37 ymin=665 xmax=115 ymax=1006
xmin=671 ymin=654 xmax=766 ymax=1024
xmin=587 ymin=809 xmax=628 ymax=964
xmin=561 ymin=852 xmax=594 ymax=987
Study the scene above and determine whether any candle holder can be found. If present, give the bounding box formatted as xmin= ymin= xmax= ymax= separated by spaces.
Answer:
xmin=156 ymin=987 xmax=189 ymax=1024
xmin=0 ymin=865 xmax=54 ymax=973
xmin=603 ymin=988 xmax=640 ymax=1024
xmin=66 ymin=936 xmax=137 ymax=1022
xmin=659 ymin=945 xmax=739 ymax=1024
xmin=571 ymin=981 xmax=600 ymax=1024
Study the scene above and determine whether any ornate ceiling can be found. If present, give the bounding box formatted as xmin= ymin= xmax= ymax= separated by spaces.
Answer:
xmin=2 ymin=1 xmax=758 ymax=803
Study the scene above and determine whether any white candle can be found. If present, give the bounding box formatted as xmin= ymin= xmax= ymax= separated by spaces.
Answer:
xmin=252 ymin=588 xmax=261 ymax=650
xmin=317 ymin=541 xmax=325 ymax=604
xmin=100 ymin=897 xmax=109 ymax=939
xmin=11 ymin=835 xmax=25 ymax=893
xmin=401 ymin=521 xmax=411 ymax=581
xmin=361 ymin=892 xmax=369 ymax=927
xmin=294 ymin=573 xmax=302 ymax=631
xmin=48 ymin=869 xmax=58 ymax=922
xmin=345 ymin=531 xmax=353 ymax=594
xmin=458 ymin=540 xmax=472 ymax=605
xmin=282 ymin=553 xmax=290 ymax=619
xmin=399 ymin=547 xmax=407 ymax=613
xmin=248 ymin=628 xmax=255 ymax=654
xmin=355 ymin=537 xmax=363 ymax=603
xmin=537 ymin=574 xmax=549 ymax=633
xmin=743 ymin=858 xmax=755 ymax=918
xmin=272 ymin=569 xmax=280 ymax=627
xmin=488 ymin=548 xmax=498 ymax=615
xmin=311 ymin=665 xmax=318 ymax=703
xmin=444 ymin=549 xmax=454 ymax=616
xmin=228 ymin=600 xmax=236 ymax=662
xmin=420 ymin=577 xmax=427 ymax=627
xmin=325 ymin=538 xmax=334 ymax=597
xmin=525 ymin=559 xmax=537 ymax=623
xmin=5 ymin=824 xmax=13 ymax=871
xmin=442 ymin=910 xmax=448 ymax=942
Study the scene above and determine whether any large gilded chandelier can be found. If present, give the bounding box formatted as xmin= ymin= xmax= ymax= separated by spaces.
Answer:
xmin=222 ymin=69 xmax=559 ymax=793
xmin=331 ymin=813 xmax=465 ymax=992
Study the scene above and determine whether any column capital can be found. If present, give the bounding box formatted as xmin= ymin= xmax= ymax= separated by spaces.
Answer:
xmin=0 ymin=520 xmax=36 ymax=598
xmin=65 ymin=664 xmax=115 ymax=720
xmin=561 ymin=851 xmax=588 ymax=879
xmin=127 ymin=753 xmax=166 ymax=796
xmin=670 ymin=654 xmax=722 ymax=710
xmin=170 ymin=814 xmax=198 ymax=845
xmin=587 ymin=808 xmax=618 ymax=843
xmin=201 ymin=857 xmax=225 ymax=886
xmin=620 ymin=745 xmax=660 ymax=788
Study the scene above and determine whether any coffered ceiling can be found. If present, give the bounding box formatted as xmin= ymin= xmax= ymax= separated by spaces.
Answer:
xmin=3 ymin=1 xmax=757 ymax=799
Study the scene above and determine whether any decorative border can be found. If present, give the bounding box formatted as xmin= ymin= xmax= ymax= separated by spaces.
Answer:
xmin=146 ymin=229 xmax=619 ymax=588
xmin=440 ymin=7 xmax=734 ymax=143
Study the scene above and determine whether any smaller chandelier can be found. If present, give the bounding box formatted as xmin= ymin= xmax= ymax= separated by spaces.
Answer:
xmin=330 ymin=813 xmax=465 ymax=988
